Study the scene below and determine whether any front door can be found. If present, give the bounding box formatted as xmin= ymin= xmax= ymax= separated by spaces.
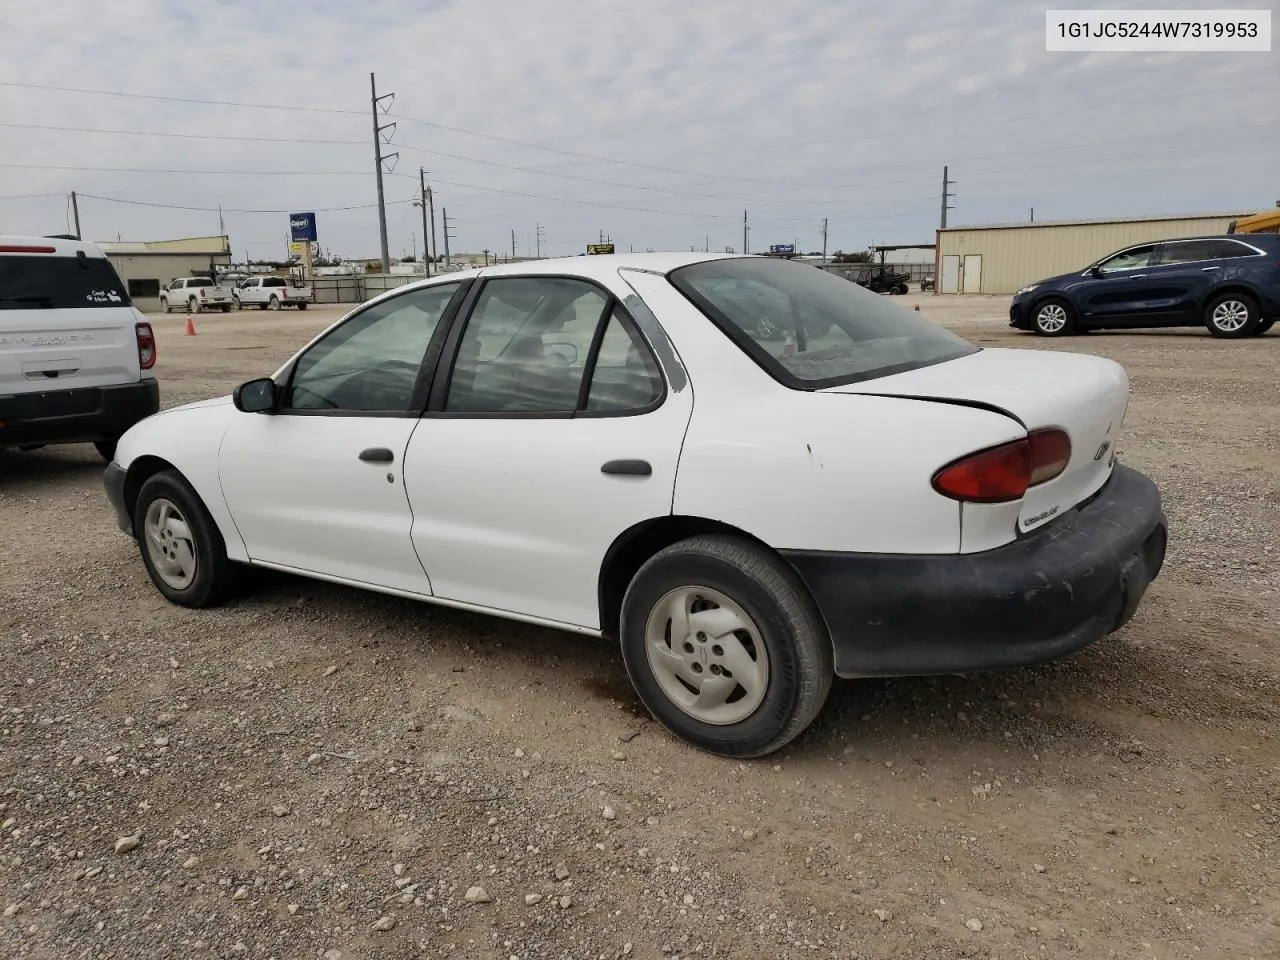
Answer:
xmin=1076 ymin=243 xmax=1160 ymax=324
xmin=218 ymin=281 xmax=464 ymax=593
xmin=962 ymin=254 xmax=982 ymax=293
xmin=403 ymin=274 xmax=692 ymax=629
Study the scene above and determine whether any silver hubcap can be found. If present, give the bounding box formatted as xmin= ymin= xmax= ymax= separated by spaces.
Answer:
xmin=644 ymin=586 xmax=769 ymax=725
xmin=1037 ymin=304 xmax=1067 ymax=333
xmin=144 ymin=498 xmax=197 ymax=590
xmin=1212 ymin=300 xmax=1248 ymax=332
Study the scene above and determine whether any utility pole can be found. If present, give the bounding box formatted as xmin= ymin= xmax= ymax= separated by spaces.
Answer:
xmin=535 ymin=222 xmax=544 ymax=259
xmin=416 ymin=167 xmax=431 ymax=277
xmin=442 ymin=207 xmax=454 ymax=269
xmin=742 ymin=210 xmax=748 ymax=255
xmin=370 ymin=72 xmax=398 ymax=274
xmin=940 ymin=165 xmax=956 ymax=229
xmin=821 ymin=217 xmax=828 ymax=264
xmin=705 ymin=234 xmax=709 ymax=253
xmin=511 ymin=229 xmax=516 ymax=260
xmin=1029 ymin=207 xmax=1035 ymax=223
xmin=70 ymin=191 xmax=81 ymax=240
xmin=217 ymin=204 xmax=225 ymax=237
xmin=427 ymin=185 xmax=437 ymax=268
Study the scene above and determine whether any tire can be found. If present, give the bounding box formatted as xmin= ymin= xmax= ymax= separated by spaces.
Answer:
xmin=133 ymin=470 xmax=238 ymax=608
xmin=297 ymin=302 xmax=308 ymax=311
xmin=221 ymin=304 xmax=231 ymax=313
xmin=1031 ymin=297 xmax=1075 ymax=336
xmin=619 ymin=534 xmax=833 ymax=758
xmin=1203 ymin=292 xmax=1260 ymax=338
xmin=233 ymin=297 xmax=242 ymax=311
xmin=188 ymin=298 xmax=201 ymax=315
xmin=269 ymin=296 xmax=281 ymax=311
xmin=258 ymin=303 xmax=268 ymax=311
xmin=160 ymin=298 xmax=170 ymax=314
xmin=93 ymin=439 xmax=117 ymax=462
xmin=1257 ymin=318 xmax=1275 ymax=335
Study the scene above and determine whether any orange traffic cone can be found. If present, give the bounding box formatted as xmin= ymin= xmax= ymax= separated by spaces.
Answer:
xmin=185 ymin=314 xmax=197 ymax=336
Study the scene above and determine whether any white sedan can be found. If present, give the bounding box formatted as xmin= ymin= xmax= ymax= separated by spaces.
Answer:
xmin=103 ymin=253 xmax=1167 ymax=757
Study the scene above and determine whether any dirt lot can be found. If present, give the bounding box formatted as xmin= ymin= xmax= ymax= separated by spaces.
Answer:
xmin=2 ymin=297 xmax=1277 ymax=960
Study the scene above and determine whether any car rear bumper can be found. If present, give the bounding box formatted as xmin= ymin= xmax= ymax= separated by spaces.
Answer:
xmin=0 ymin=380 xmax=159 ymax=449
xmin=780 ymin=464 xmax=1167 ymax=678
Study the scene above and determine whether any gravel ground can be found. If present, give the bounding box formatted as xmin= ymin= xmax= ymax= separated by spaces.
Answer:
xmin=1 ymin=296 xmax=1277 ymax=960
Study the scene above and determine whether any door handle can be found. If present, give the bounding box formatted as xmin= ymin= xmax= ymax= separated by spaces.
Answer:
xmin=601 ymin=459 xmax=652 ymax=477
xmin=359 ymin=447 xmax=395 ymax=463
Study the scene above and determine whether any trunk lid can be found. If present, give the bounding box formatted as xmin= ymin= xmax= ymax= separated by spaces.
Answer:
xmin=0 ymin=251 xmax=142 ymax=394
xmin=823 ymin=348 xmax=1129 ymax=533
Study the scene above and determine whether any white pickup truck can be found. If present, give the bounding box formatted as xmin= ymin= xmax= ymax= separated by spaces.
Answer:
xmin=233 ymin=276 xmax=312 ymax=311
xmin=158 ymin=276 xmax=234 ymax=314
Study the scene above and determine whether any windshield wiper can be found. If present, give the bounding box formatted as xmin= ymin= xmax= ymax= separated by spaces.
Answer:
xmin=0 ymin=295 xmax=54 ymax=307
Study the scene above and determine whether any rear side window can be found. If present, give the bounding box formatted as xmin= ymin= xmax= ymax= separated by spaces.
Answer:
xmin=1213 ymin=240 xmax=1262 ymax=259
xmin=1157 ymin=240 xmax=1220 ymax=265
xmin=0 ymin=254 xmax=131 ymax=309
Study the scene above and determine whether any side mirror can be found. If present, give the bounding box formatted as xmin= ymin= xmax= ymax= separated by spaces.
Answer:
xmin=545 ymin=341 xmax=578 ymax=366
xmin=233 ymin=377 xmax=278 ymax=414
xmin=1088 ymin=265 xmax=1104 ymax=277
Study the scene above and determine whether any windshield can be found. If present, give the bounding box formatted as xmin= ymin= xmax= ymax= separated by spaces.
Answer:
xmin=0 ymin=254 xmax=131 ymax=310
xmin=669 ymin=257 xmax=976 ymax=388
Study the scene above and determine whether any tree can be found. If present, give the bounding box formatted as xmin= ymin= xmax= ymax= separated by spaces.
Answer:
xmin=834 ymin=250 xmax=872 ymax=264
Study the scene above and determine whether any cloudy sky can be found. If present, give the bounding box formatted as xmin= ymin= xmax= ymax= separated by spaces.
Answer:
xmin=0 ymin=0 xmax=1275 ymax=262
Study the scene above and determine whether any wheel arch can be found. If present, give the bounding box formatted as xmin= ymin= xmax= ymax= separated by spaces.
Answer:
xmin=598 ymin=515 xmax=803 ymax=640
xmin=1202 ymin=282 xmax=1263 ymax=310
xmin=122 ymin=454 xmax=180 ymax=531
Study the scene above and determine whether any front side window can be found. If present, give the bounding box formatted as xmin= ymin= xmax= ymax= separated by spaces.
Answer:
xmin=669 ymin=257 xmax=975 ymax=388
xmin=284 ymin=282 xmax=459 ymax=412
xmin=0 ymin=254 xmax=131 ymax=310
xmin=1097 ymin=245 xmax=1155 ymax=273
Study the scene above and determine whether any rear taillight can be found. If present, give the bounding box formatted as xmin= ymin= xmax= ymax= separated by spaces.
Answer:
xmin=1027 ymin=428 xmax=1071 ymax=485
xmin=0 ymin=244 xmax=55 ymax=253
xmin=932 ymin=428 xmax=1072 ymax=504
xmin=135 ymin=322 xmax=156 ymax=370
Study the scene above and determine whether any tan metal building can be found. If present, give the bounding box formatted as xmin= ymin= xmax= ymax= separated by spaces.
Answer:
xmin=934 ymin=211 xmax=1252 ymax=295
xmin=100 ymin=235 xmax=232 ymax=312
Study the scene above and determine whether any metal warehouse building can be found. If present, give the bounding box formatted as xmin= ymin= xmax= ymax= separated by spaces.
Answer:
xmin=934 ymin=211 xmax=1252 ymax=295
xmin=100 ymin=235 xmax=232 ymax=312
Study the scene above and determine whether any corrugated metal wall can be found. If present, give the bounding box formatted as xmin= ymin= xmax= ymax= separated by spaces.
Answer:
xmin=936 ymin=215 xmax=1240 ymax=294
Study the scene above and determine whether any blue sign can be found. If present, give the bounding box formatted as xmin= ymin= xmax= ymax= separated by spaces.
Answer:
xmin=289 ymin=212 xmax=318 ymax=242
xmin=770 ymin=243 xmax=795 ymax=255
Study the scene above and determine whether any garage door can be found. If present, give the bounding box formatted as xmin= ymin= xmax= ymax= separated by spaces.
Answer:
xmin=940 ymin=255 xmax=960 ymax=294
xmin=962 ymin=254 xmax=982 ymax=294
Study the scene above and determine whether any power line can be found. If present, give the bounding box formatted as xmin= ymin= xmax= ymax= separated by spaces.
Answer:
xmin=0 ymin=192 xmax=63 ymax=201
xmin=0 ymin=80 xmax=363 ymax=115
xmin=0 ymin=163 xmax=373 ymax=176
xmin=0 ymin=120 xmax=363 ymax=145
xmin=76 ymin=193 xmax=416 ymax=215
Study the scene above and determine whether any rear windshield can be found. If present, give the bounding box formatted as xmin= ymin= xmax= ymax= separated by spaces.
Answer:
xmin=669 ymin=257 xmax=976 ymax=388
xmin=0 ymin=254 xmax=132 ymax=310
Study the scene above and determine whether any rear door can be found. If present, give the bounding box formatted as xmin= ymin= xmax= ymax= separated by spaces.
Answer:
xmin=1144 ymin=239 xmax=1223 ymax=323
xmin=0 ymin=246 xmax=140 ymax=396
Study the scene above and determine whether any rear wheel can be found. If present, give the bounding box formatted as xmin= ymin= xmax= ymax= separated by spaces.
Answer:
xmin=269 ymin=296 xmax=281 ymax=311
xmin=221 ymin=304 xmax=231 ymax=313
xmin=1205 ymin=292 xmax=1259 ymax=338
xmin=1032 ymin=297 xmax=1075 ymax=336
xmin=93 ymin=439 xmax=117 ymax=462
xmin=134 ymin=470 xmax=238 ymax=608
xmin=297 ymin=302 xmax=308 ymax=311
xmin=620 ymin=535 xmax=833 ymax=758
xmin=188 ymin=297 xmax=201 ymax=314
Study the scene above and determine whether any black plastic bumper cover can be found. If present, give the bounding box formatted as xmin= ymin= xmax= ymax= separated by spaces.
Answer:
xmin=0 ymin=380 xmax=159 ymax=448
xmin=103 ymin=461 xmax=132 ymax=535
xmin=781 ymin=464 xmax=1167 ymax=678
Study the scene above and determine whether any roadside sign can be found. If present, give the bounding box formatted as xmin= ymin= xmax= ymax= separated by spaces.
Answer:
xmin=770 ymin=243 xmax=795 ymax=256
xmin=586 ymin=243 xmax=615 ymax=255
xmin=289 ymin=212 xmax=318 ymax=242
xmin=289 ymin=241 xmax=319 ymax=257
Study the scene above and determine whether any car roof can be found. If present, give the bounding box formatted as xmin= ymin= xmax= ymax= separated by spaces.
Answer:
xmin=415 ymin=251 xmax=747 ymax=287
xmin=0 ymin=235 xmax=107 ymax=258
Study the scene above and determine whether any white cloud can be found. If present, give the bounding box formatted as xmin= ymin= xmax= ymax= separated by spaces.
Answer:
xmin=0 ymin=0 xmax=1274 ymax=259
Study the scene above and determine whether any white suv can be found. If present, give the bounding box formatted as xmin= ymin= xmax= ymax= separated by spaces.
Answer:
xmin=0 ymin=235 xmax=159 ymax=461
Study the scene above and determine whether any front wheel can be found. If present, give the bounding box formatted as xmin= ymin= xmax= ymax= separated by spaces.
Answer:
xmin=1032 ymin=297 xmax=1075 ymax=336
xmin=620 ymin=535 xmax=833 ymax=758
xmin=1205 ymin=292 xmax=1260 ymax=338
xmin=233 ymin=297 xmax=242 ymax=311
xmin=134 ymin=470 xmax=238 ymax=608
xmin=160 ymin=298 xmax=170 ymax=314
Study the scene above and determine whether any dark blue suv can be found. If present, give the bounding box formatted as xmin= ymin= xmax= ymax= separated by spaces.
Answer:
xmin=1010 ymin=235 xmax=1280 ymax=338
